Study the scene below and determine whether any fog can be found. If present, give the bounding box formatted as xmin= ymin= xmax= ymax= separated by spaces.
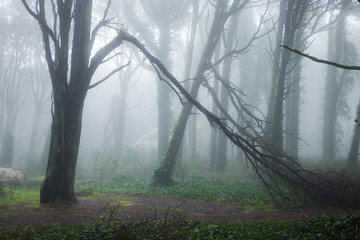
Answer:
xmin=0 ymin=0 xmax=359 ymax=180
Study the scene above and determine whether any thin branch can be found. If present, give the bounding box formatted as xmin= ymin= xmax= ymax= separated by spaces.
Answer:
xmin=90 ymin=0 xmax=112 ymax=51
xmin=281 ymin=45 xmax=360 ymax=70
xmin=88 ymin=61 xmax=130 ymax=90
xmin=21 ymin=0 xmax=58 ymax=45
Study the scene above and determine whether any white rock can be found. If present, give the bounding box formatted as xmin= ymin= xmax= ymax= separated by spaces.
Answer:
xmin=0 ymin=168 xmax=26 ymax=182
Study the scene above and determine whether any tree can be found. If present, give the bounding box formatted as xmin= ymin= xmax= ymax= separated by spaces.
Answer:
xmin=265 ymin=0 xmax=310 ymax=150
xmin=0 ymin=12 xmax=32 ymax=167
xmin=183 ymin=0 xmax=200 ymax=162
xmin=22 ymin=0 xmax=129 ymax=203
xmin=348 ymin=101 xmax=360 ymax=165
xmin=120 ymin=0 xmax=190 ymax=159
xmin=153 ymin=0 xmax=266 ymax=185
xmin=322 ymin=8 xmax=356 ymax=160
xmin=215 ymin=13 xmax=238 ymax=172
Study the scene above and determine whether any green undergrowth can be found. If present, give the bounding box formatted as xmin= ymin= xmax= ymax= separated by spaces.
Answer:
xmin=1 ymin=215 xmax=359 ymax=240
xmin=0 ymin=175 xmax=298 ymax=210
xmin=0 ymin=179 xmax=42 ymax=205
xmin=75 ymin=176 xmax=274 ymax=207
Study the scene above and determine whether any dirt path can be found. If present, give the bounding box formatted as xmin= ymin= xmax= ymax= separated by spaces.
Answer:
xmin=0 ymin=193 xmax=357 ymax=226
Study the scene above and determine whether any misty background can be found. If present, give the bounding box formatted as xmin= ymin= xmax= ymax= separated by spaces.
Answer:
xmin=0 ymin=0 xmax=359 ymax=179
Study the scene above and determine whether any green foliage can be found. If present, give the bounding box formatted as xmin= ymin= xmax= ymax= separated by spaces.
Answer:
xmin=75 ymin=176 xmax=273 ymax=206
xmin=0 ymin=181 xmax=40 ymax=206
xmin=1 ymin=215 xmax=359 ymax=239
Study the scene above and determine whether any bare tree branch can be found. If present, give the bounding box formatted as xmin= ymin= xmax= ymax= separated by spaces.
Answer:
xmin=88 ymin=61 xmax=130 ymax=90
xmin=281 ymin=45 xmax=360 ymax=70
xmin=90 ymin=0 xmax=112 ymax=52
xmin=21 ymin=0 xmax=58 ymax=45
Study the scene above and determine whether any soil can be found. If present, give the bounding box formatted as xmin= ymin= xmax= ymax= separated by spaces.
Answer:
xmin=0 ymin=193 xmax=358 ymax=227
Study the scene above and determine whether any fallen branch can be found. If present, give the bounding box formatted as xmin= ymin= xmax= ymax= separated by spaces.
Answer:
xmin=122 ymin=30 xmax=360 ymax=209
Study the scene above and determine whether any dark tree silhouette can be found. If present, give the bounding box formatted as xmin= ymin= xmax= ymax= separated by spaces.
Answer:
xmin=22 ymin=0 xmax=130 ymax=203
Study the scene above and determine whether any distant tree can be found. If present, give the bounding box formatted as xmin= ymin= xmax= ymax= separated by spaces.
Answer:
xmin=215 ymin=13 xmax=238 ymax=172
xmin=102 ymin=49 xmax=138 ymax=152
xmin=0 ymin=13 xmax=32 ymax=167
xmin=209 ymin=45 xmax=221 ymax=171
xmin=183 ymin=0 xmax=200 ymax=163
xmin=153 ymin=0 xmax=265 ymax=185
xmin=322 ymin=8 xmax=357 ymax=160
xmin=27 ymin=37 xmax=51 ymax=158
xmin=121 ymin=0 xmax=190 ymax=159
xmin=22 ymin=0 xmax=130 ymax=203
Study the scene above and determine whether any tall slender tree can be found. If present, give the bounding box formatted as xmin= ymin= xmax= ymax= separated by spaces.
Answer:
xmin=266 ymin=0 xmax=310 ymax=150
xmin=0 ymin=14 xmax=32 ymax=167
xmin=322 ymin=9 xmax=356 ymax=160
xmin=215 ymin=13 xmax=238 ymax=172
xmin=121 ymin=0 xmax=190 ymax=159
xmin=153 ymin=0 xmax=255 ymax=185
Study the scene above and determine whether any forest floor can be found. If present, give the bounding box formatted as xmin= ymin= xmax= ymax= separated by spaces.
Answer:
xmin=0 ymin=193 xmax=357 ymax=226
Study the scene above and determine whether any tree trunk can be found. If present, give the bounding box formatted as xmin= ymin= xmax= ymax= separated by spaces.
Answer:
xmin=285 ymin=36 xmax=304 ymax=158
xmin=40 ymin=94 xmax=85 ymax=203
xmin=265 ymin=0 xmax=285 ymax=139
xmin=209 ymin=46 xmax=220 ymax=171
xmin=114 ymin=71 xmax=128 ymax=153
xmin=285 ymin=61 xmax=301 ymax=157
xmin=322 ymin=19 xmax=344 ymax=160
xmin=156 ymin=19 xmax=173 ymax=160
xmin=40 ymin=126 xmax=51 ymax=173
xmin=184 ymin=0 xmax=200 ymax=163
xmin=38 ymin=0 xmax=92 ymax=203
xmin=216 ymin=14 xmax=237 ymax=172
xmin=348 ymin=100 xmax=360 ymax=165
xmin=153 ymin=1 xmax=229 ymax=185
xmin=266 ymin=0 xmax=307 ymax=150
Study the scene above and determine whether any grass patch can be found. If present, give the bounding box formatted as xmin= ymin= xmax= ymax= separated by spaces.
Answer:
xmin=0 ymin=188 xmax=39 ymax=205
xmin=0 ymin=215 xmax=359 ymax=239
xmin=75 ymin=176 xmax=273 ymax=206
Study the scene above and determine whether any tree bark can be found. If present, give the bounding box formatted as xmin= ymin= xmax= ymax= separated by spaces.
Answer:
xmin=348 ymin=100 xmax=360 ymax=165
xmin=40 ymin=94 xmax=85 ymax=202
